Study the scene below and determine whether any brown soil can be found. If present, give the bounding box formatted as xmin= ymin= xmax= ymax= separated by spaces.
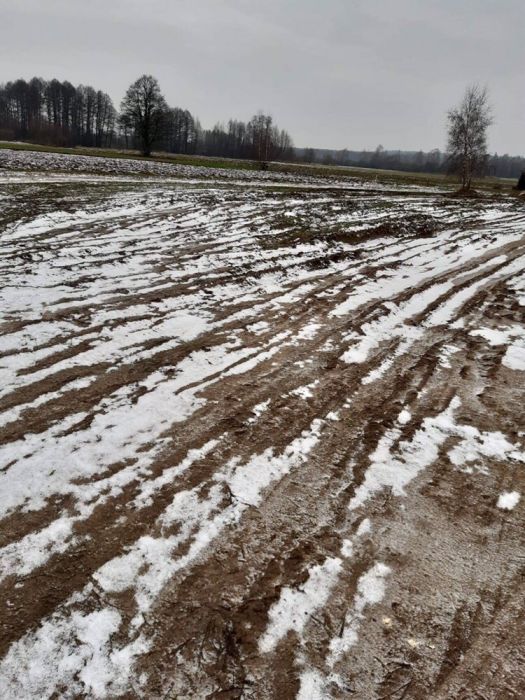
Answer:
xmin=0 ymin=179 xmax=524 ymax=699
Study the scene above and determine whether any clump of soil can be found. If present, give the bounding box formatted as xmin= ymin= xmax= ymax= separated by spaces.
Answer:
xmin=366 ymin=213 xmax=439 ymax=238
xmin=450 ymin=186 xmax=480 ymax=198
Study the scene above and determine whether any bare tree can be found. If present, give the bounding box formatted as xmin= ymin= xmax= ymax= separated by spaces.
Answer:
xmin=164 ymin=107 xmax=199 ymax=154
xmin=247 ymin=112 xmax=273 ymax=164
xmin=446 ymin=85 xmax=493 ymax=191
xmin=0 ymin=74 xmax=300 ymax=164
xmin=119 ymin=75 xmax=167 ymax=156
xmin=302 ymin=148 xmax=315 ymax=163
xmin=246 ymin=112 xmax=294 ymax=165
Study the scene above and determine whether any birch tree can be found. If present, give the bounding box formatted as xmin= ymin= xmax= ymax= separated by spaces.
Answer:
xmin=446 ymin=85 xmax=492 ymax=191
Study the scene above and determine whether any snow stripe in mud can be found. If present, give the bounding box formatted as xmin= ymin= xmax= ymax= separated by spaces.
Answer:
xmin=1 ymin=155 xmax=524 ymax=698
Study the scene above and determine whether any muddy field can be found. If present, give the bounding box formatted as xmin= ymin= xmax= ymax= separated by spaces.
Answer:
xmin=0 ymin=151 xmax=524 ymax=699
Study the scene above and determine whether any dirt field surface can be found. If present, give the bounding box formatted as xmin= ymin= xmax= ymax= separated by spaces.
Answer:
xmin=0 ymin=150 xmax=524 ymax=699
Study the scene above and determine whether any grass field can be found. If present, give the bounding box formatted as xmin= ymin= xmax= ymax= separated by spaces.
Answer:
xmin=0 ymin=139 xmax=516 ymax=192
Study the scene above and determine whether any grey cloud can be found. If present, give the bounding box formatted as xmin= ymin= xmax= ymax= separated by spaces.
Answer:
xmin=0 ymin=0 xmax=522 ymax=153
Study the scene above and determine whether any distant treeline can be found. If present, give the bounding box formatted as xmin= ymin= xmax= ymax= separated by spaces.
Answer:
xmin=0 ymin=76 xmax=523 ymax=177
xmin=0 ymin=76 xmax=294 ymax=161
xmin=0 ymin=77 xmax=116 ymax=148
xmin=298 ymin=146 xmax=525 ymax=180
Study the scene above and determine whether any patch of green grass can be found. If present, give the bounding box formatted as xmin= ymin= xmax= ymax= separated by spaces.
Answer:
xmin=270 ymin=160 xmax=514 ymax=192
xmin=0 ymin=141 xmax=257 ymax=171
xmin=0 ymin=140 xmax=515 ymax=191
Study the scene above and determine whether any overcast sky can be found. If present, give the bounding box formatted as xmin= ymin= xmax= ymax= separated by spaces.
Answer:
xmin=1 ymin=0 xmax=523 ymax=153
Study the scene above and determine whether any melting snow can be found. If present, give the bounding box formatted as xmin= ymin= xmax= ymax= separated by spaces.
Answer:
xmin=502 ymin=345 xmax=525 ymax=371
xmin=0 ymin=604 xmax=149 ymax=699
xmin=328 ymin=562 xmax=391 ymax=665
xmin=258 ymin=557 xmax=343 ymax=654
xmin=397 ymin=408 xmax=411 ymax=425
xmin=497 ymin=491 xmax=520 ymax=510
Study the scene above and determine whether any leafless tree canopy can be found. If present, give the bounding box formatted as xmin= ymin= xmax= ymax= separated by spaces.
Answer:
xmin=119 ymin=75 xmax=168 ymax=157
xmin=200 ymin=114 xmax=294 ymax=162
xmin=117 ymin=77 xmax=295 ymax=161
xmin=0 ymin=77 xmax=116 ymax=147
xmin=0 ymin=73 xmax=295 ymax=163
xmin=245 ymin=112 xmax=293 ymax=163
xmin=5 ymin=74 xmax=520 ymax=179
xmin=446 ymin=84 xmax=493 ymax=190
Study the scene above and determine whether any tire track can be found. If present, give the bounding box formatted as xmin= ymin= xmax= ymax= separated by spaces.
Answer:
xmin=0 ymin=173 xmax=524 ymax=698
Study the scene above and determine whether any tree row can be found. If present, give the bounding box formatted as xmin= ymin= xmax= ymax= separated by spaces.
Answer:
xmin=1 ymin=77 xmax=521 ymax=185
xmin=0 ymin=75 xmax=294 ymax=162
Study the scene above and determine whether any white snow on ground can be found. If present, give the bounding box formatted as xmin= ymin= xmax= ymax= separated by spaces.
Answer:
xmin=497 ymin=491 xmax=521 ymax=510
xmin=0 ymin=340 xmax=255 ymax=518
xmin=438 ymin=344 xmax=461 ymax=368
xmin=293 ymin=322 xmax=323 ymax=342
xmin=470 ymin=325 xmax=525 ymax=370
xmin=447 ymin=423 xmax=525 ymax=472
xmin=260 ymin=516 xmax=374 ymax=663
xmin=246 ymin=398 xmax=272 ymax=424
xmin=397 ymin=408 xmax=412 ymax=425
xmin=340 ymin=281 xmax=451 ymax=364
xmin=132 ymin=439 xmax=220 ymax=509
xmin=218 ymin=417 xmax=325 ymax=508
xmin=356 ymin=518 xmax=372 ymax=537
xmin=0 ymin=412 xmax=334 ymax=698
xmin=349 ymin=397 xmax=525 ymax=511
xmin=470 ymin=327 xmax=518 ymax=346
xmin=0 ymin=601 xmax=150 ymax=699
xmin=0 ymin=375 xmax=98 ymax=429
xmin=348 ymin=398 xmax=460 ymax=511
xmin=0 ymin=148 xmax=449 ymax=194
xmin=502 ymin=345 xmax=525 ymax=371
xmin=94 ymin=413 xmax=329 ymax=628
xmin=0 ymin=517 xmax=80 ymax=582
xmin=296 ymin=559 xmax=391 ymax=699
xmin=424 ymin=256 xmax=521 ymax=328
xmin=1 ymin=162 xmax=524 ymax=698
xmin=296 ymin=669 xmax=327 ymax=700
xmin=291 ymin=380 xmax=320 ymax=399
xmin=327 ymin=562 xmax=391 ymax=665
xmin=258 ymin=557 xmax=343 ymax=653
xmin=338 ymin=252 xmax=522 ymax=381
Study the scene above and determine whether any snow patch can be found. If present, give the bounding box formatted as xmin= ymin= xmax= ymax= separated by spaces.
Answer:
xmin=497 ymin=491 xmax=520 ymax=510
xmin=397 ymin=408 xmax=411 ymax=425
xmin=328 ymin=562 xmax=390 ymax=665
xmin=258 ymin=557 xmax=343 ymax=653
